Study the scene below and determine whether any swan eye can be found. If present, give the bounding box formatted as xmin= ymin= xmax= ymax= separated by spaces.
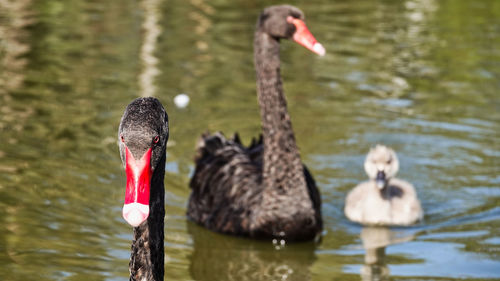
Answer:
xmin=387 ymin=159 xmax=392 ymax=164
xmin=120 ymin=135 xmax=125 ymax=143
xmin=153 ymin=136 xmax=160 ymax=144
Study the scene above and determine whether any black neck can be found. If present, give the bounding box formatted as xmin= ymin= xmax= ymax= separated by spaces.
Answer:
xmin=253 ymin=30 xmax=307 ymax=193
xmin=129 ymin=152 xmax=165 ymax=281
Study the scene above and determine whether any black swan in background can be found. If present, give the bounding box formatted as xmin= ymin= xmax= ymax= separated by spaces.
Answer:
xmin=118 ymin=97 xmax=169 ymax=281
xmin=344 ymin=145 xmax=423 ymax=226
xmin=188 ymin=5 xmax=325 ymax=242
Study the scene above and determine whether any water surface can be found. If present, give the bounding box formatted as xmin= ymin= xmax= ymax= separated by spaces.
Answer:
xmin=0 ymin=0 xmax=499 ymax=280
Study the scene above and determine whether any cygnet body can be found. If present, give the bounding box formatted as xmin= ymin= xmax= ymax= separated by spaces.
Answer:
xmin=345 ymin=145 xmax=423 ymax=226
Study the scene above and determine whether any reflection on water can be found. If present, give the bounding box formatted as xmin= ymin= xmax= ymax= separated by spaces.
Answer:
xmin=0 ymin=0 xmax=33 ymax=134
xmin=0 ymin=0 xmax=499 ymax=280
xmin=359 ymin=227 xmax=414 ymax=281
xmin=188 ymin=223 xmax=316 ymax=281
xmin=138 ymin=0 xmax=162 ymax=98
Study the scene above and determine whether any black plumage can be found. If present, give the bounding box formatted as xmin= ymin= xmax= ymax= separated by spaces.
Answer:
xmin=118 ymin=97 xmax=169 ymax=281
xmin=188 ymin=5 xmax=323 ymax=242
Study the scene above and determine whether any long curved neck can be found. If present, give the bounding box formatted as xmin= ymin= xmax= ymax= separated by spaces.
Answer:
xmin=129 ymin=152 xmax=165 ymax=281
xmin=253 ymin=30 xmax=306 ymax=193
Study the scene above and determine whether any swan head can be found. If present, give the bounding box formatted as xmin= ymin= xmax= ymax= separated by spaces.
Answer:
xmin=257 ymin=5 xmax=325 ymax=56
xmin=118 ymin=97 xmax=169 ymax=227
xmin=364 ymin=145 xmax=399 ymax=189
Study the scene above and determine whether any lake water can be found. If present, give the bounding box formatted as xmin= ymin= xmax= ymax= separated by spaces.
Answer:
xmin=0 ymin=0 xmax=499 ymax=280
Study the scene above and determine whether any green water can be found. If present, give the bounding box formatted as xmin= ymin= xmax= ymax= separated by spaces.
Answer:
xmin=0 ymin=0 xmax=498 ymax=280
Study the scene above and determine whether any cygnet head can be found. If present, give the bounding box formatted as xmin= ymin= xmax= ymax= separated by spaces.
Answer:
xmin=364 ymin=145 xmax=400 ymax=189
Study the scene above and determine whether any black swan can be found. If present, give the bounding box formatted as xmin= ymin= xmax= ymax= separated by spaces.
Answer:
xmin=118 ymin=97 xmax=169 ymax=281
xmin=188 ymin=5 xmax=325 ymax=242
xmin=344 ymin=145 xmax=423 ymax=226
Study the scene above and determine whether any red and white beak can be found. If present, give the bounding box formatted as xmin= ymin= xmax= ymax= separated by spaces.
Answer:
xmin=122 ymin=146 xmax=152 ymax=227
xmin=287 ymin=16 xmax=325 ymax=56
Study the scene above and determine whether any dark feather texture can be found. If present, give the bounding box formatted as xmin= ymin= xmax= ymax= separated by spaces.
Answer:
xmin=187 ymin=5 xmax=323 ymax=242
xmin=118 ymin=97 xmax=168 ymax=281
xmin=188 ymin=133 xmax=321 ymax=241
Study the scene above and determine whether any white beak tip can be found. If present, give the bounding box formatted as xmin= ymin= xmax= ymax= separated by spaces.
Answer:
xmin=313 ymin=43 xmax=326 ymax=56
xmin=123 ymin=203 xmax=149 ymax=227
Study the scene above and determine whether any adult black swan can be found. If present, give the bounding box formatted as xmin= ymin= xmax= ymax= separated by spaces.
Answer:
xmin=118 ymin=97 xmax=169 ymax=281
xmin=188 ymin=5 xmax=325 ymax=242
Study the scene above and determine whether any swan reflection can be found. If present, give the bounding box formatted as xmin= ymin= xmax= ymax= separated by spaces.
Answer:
xmin=188 ymin=222 xmax=317 ymax=281
xmin=360 ymin=227 xmax=414 ymax=281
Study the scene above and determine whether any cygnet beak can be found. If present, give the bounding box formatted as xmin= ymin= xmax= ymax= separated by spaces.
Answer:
xmin=375 ymin=171 xmax=387 ymax=189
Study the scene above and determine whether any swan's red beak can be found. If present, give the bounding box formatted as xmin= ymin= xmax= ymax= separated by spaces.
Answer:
xmin=122 ymin=146 xmax=152 ymax=227
xmin=287 ymin=16 xmax=325 ymax=56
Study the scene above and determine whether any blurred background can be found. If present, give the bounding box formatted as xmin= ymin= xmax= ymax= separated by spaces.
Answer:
xmin=0 ymin=0 xmax=498 ymax=280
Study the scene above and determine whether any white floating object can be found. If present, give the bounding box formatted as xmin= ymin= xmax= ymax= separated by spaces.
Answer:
xmin=174 ymin=93 xmax=190 ymax=108
xmin=392 ymin=76 xmax=409 ymax=88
